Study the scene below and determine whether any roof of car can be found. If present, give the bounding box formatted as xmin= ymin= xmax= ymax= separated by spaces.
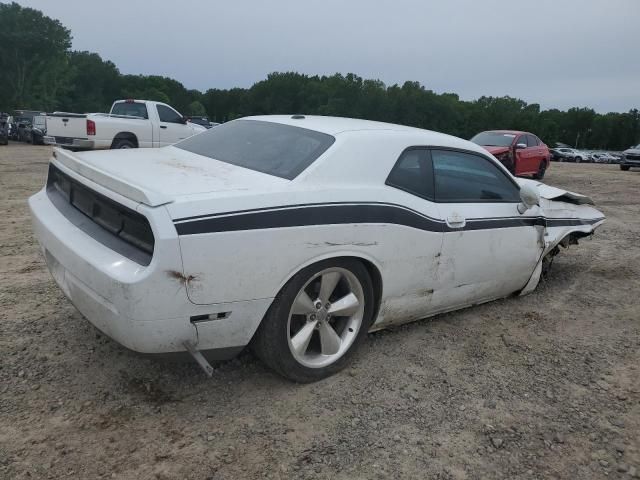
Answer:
xmin=241 ymin=115 xmax=495 ymax=159
xmin=243 ymin=115 xmax=427 ymax=136
xmin=484 ymin=129 xmax=529 ymax=135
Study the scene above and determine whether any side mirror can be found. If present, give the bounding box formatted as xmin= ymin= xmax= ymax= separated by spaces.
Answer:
xmin=518 ymin=183 xmax=540 ymax=214
xmin=515 ymin=143 xmax=527 ymax=150
xmin=182 ymin=116 xmax=189 ymax=124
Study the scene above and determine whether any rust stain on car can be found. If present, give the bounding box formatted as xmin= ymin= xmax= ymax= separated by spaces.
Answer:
xmin=166 ymin=270 xmax=198 ymax=287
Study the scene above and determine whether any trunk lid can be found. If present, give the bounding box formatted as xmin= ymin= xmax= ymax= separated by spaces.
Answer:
xmin=52 ymin=146 xmax=288 ymax=207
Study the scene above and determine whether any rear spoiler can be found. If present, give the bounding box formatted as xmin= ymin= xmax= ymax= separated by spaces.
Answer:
xmin=51 ymin=148 xmax=172 ymax=207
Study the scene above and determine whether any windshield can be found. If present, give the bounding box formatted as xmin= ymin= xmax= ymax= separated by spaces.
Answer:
xmin=175 ymin=119 xmax=335 ymax=180
xmin=470 ymin=132 xmax=516 ymax=147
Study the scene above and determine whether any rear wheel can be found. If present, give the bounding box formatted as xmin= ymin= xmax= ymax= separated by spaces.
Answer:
xmin=112 ymin=139 xmax=136 ymax=149
xmin=575 ymin=156 xmax=582 ymax=163
xmin=620 ymin=165 xmax=630 ymax=171
xmin=533 ymin=160 xmax=547 ymax=180
xmin=252 ymin=259 xmax=374 ymax=382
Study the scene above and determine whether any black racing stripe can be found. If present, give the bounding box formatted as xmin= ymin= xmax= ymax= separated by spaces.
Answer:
xmin=173 ymin=200 xmax=604 ymax=236
xmin=175 ymin=203 xmax=446 ymax=235
xmin=173 ymin=201 xmax=441 ymax=223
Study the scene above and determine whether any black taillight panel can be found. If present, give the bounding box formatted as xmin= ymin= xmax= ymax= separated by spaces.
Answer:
xmin=46 ymin=164 xmax=155 ymax=265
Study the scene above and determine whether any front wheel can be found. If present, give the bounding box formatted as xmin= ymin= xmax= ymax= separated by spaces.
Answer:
xmin=252 ymin=259 xmax=375 ymax=382
xmin=620 ymin=165 xmax=630 ymax=171
xmin=575 ymin=157 xmax=582 ymax=163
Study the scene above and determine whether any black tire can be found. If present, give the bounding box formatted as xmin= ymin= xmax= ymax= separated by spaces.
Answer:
xmin=111 ymin=138 xmax=136 ymax=149
xmin=252 ymin=258 xmax=375 ymax=383
xmin=620 ymin=165 xmax=630 ymax=171
xmin=575 ymin=156 xmax=582 ymax=163
xmin=533 ymin=161 xmax=546 ymax=180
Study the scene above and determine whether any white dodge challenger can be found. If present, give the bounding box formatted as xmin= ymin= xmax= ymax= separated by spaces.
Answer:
xmin=29 ymin=116 xmax=605 ymax=382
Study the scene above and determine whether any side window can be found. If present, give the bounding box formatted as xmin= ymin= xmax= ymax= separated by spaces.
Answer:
xmin=386 ymin=148 xmax=434 ymax=200
xmin=157 ymin=105 xmax=184 ymax=124
xmin=526 ymin=134 xmax=539 ymax=147
xmin=516 ymin=135 xmax=528 ymax=147
xmin=432 ymin=149 xmax=520 ymax=203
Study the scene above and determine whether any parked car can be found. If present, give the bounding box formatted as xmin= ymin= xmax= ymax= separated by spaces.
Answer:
xmin=14 ymin=116 xmax=33 ymax=143
xmin=551 ymin=147 xmax=588 ymax=163
xmin=471 ymin=130 xmax=550 ymax=179
xmin=620 ymin=144 xmax=640 ymax=171
xmin=29 ymin=116 xmax=605 ymax=381
xmin=43 ymin=99 xmax=207 ymax=150
xmin=0 ymin=113 xmax=9 ymax=145
xmin=30 ymin=115 xmax=47 ymax=145
xmin=591 ymin=152 xmax=616 ymax=164
xmin=550 ymin=148 xmax=571 ymax=161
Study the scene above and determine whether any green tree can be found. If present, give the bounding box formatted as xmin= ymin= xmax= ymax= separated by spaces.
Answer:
xmin=0 ymin=2 xmax=72 ymax=110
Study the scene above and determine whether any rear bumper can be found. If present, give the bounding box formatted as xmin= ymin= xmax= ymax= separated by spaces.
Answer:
xmin=29 ymin=172 xmax=271 ymax=354
xmin=44 ymin=135 xmax=94 ymax=150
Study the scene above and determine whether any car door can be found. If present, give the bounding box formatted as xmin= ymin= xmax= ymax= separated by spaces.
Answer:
xmin=429 ymin=148 xmax=544 ymax=310
xmin=514 ymin=134 xmax=534 ymax=175
xmin=382 ymin=147 xmax=444 ymax=325
xmin=527 ymin=134 xmax=545 ymax=172
xmin=156 ymin=104 xmax=192 ymax=146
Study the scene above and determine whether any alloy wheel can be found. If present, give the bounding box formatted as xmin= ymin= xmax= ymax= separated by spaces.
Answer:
xmin=287 ymin=267 xmax=365 ymax=368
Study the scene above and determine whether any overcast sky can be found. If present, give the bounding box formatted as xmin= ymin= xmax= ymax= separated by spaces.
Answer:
xmin=16 ymin=0 xmax=640 ymax=113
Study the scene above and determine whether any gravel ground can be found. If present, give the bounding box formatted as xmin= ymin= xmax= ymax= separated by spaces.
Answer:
xmin=1 ymin=142 xmax=639 ymax=480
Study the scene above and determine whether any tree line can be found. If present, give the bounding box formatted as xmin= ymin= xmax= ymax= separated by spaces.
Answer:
xmin=1 ymin=2 xmax=638 ymax=150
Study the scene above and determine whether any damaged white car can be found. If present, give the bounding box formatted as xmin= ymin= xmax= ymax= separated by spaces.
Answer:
xmin=29 ymin=116 xmax=605 ymax=382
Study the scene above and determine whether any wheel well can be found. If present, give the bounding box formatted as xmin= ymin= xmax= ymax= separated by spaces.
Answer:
xmin=257 ymin=256 xmax=384 ymax=334
xmin=111 ymin=132 xmax=138 ymax=148
xmin=358 ymin=257 xmax=383 ymax=322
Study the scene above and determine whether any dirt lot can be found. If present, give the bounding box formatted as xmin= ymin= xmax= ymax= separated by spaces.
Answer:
xmin=0 ymin=142 xmax=638 ymax=480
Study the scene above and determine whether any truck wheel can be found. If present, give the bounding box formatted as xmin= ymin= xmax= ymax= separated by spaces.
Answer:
xmin=252 ymin=258 xmax=374 ymax=383
xmin=620 ymin=165 xmax=630 ymax=171
xmin=112 ymin=139 xmax=136 ymax=149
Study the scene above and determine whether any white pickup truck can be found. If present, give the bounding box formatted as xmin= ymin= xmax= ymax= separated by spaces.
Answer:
xmin=43 ymin=99 xmax=207 ymax=150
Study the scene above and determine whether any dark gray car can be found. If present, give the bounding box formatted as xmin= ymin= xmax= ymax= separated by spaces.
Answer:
xmin=620 ymin=144 xmax=640 ymax=171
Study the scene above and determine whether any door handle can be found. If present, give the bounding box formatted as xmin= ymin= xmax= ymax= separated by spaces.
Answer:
xmin=446 ymin=213 xmax=466 ymax=229
xmin=160 ymin=125 xmax=167 ymax=129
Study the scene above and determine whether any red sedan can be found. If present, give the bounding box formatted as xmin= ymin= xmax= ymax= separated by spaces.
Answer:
xmin=471 ymin=130 xmax=550 ymax=179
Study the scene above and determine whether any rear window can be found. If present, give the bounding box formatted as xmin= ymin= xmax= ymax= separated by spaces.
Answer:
xmin=111 ymin=102 xmax=149 ymax=119
xmin=175 ymin=119 xmax=335 ymax=180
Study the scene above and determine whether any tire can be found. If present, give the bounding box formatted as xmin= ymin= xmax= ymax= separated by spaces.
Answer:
xmin=252 ymin=258 xmax=375 ymax=383
xmin=575 ymin=157 xmax=582 ymax=163
xmin=533 ymin=161 xmax=546 ymax=180
xmin=111 ymin=138 xmax=136 ymax=149
xmin=620 ymin=165 xmax=630 ymax=171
